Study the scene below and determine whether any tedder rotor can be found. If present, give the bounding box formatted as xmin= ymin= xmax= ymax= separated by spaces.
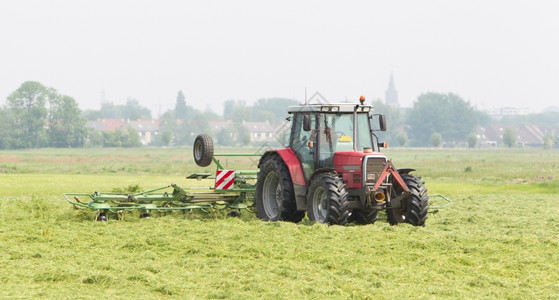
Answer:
xmin=64 ymin=96 xmax=450 ymax=223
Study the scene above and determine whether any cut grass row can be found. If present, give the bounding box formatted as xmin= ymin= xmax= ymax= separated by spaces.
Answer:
xmin=1 ymin=147 xmax=558 ymax=184
xmin=0 ymin=147 xmax=558 ymax=298
xmin=1 ymin=193 xmax=557 ymax=298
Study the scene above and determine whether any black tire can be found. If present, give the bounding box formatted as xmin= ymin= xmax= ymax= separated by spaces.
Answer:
xmin=96 ymin=212 xmax=108 ymax=221
xmin=387 ymin=173 xmax=429 ymax=226
xmin=193 ymin=134 xmax=214 ymax=167
xmin=351 ymin=208 xmax=378 ymax=225
xmin=307 ymin=172 xmax=349 ymax=225
xmin=255 ymin=155 xmax=304 ymax=222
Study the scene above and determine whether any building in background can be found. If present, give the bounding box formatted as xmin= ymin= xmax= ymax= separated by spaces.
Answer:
xmin=385 ymin=73 xmax=399 ymax=107
xmin=85 ymin=119 xmax=160 ymax=145
xmin=476 ymin=125 xmax=548 ymax=147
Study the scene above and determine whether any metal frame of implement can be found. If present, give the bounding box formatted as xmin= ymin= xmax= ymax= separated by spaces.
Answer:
xmin=64 ymin=154 xmax=260 ymax=220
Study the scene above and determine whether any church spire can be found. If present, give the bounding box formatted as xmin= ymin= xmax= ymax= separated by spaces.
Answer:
xmin=385 ymin=73 xmax=399 ymax=107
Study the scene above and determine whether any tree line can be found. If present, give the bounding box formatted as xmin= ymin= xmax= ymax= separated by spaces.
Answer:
xmin=1 ymin=81 xmax=556 ymax=149
xmin=374 ymin=92 xmax=557 ymax=148
xmin=375 ymin=92 xmax=491 ymax=147
xmin=0 ymin=82 xmax=146 ymax=149
xmin=0 ymin=82 xmax=87 ymax=149
xmin=0 ymin=83 xmax=298 ymax=149
xmin=151 ymin=93 xmax=298 ymax=146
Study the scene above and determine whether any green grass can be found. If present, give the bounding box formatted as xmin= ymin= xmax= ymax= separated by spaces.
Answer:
xmin=1 ymin=147 xmax=558 ymax=298
xmin=0 ymin=147 xmax=263 ymax=175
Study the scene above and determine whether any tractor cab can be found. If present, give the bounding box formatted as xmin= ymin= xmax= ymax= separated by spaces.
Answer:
xmin=287 ymin=101 xmax=386 ymax=182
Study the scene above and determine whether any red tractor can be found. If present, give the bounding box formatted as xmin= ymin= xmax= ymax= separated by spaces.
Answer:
xmin=255 ymin=97 xmax=429 ymax=226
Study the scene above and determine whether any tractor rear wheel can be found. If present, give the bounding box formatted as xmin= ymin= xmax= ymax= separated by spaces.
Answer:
xmin=255 ymin=155 xmax=304 ymax=222
xmin=388 ymin=173 xmax=429 ymax=226
xmin=193 ymin=134 xmax=214 ymax=167
xmin=307 ymin=173 xmax=349 ymax=225
xmin=351 ymin=208 xmax=378 ymax=225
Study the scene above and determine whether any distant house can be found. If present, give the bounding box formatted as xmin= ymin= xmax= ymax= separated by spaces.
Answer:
xmin=476 ymin=126 xmax=500 ymax=147
xmin=85 ymin=119 xmax=126 ymax=131
xmin=85 ymin=118 xmax=160 ymax=145
xmin=208 ymin=120 xmax=235 ymax=138
xmin=207 ymin=120 xmax=290 ymax=144
xmin=242 ymin=121 xmax=276 ymax=142
xmin=516 ymin=125 xmax=545 ymax=147
xmin=121 ymin=119 xmax=161 ymax=145
xmin=476 ymin=125 xmax=547 ymax=147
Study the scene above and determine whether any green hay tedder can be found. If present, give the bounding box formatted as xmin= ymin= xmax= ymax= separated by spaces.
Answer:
xmin=64 ymin=143 xmax=260 ymax=221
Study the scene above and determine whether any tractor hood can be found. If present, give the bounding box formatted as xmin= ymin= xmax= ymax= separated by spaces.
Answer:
xmin=333 ymin=151 xmax=386 ymax=170
xmin=333 ymin=151 xmax=388 ymax=189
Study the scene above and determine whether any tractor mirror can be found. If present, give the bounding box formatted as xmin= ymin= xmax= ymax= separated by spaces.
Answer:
xmin=303 ymin=114 xmax=311 ymax=132
xmin=378 ymin=114 xmax=387 ymax=131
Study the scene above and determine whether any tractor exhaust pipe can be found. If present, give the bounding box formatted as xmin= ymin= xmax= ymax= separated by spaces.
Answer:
xmin=353 ymin=99 xmax=360 ymax=152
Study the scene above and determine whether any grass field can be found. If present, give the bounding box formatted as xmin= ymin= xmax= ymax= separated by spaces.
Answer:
xmin=1 ymin=147 xmax=558 ymax=299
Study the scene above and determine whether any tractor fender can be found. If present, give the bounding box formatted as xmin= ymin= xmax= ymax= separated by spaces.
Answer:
xmin=305 ymin=167 xmax=336 ymax=192
xmin=259 ymin=149 xmax=307 ymax=211
xmin=308 ymin=168 xmax=337 ymax=184
xmin=258 ymin=149 xmax=306 ymax=186
xmin=397 ymin=168 xmax=416 ymax=175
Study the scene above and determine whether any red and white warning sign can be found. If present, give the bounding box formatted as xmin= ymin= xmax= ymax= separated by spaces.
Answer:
xmin=215 ymin=170 xmax=235 ymax=190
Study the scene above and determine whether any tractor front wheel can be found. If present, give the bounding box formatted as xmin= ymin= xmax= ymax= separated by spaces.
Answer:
xmin=387 ymin=173 xmax=429 ymax=226
xmin=255 ymin=155 xmax=304 ymax=222
xmin=307 ymin=173 xmax=349 ymax=225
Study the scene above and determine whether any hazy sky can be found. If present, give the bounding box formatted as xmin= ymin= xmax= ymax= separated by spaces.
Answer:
xmin=1 ymin=0 xmax=558 ymax=116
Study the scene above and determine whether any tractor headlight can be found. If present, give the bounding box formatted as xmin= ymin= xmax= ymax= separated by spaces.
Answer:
xmin=366 ymin=173 xmax=376 ymax=181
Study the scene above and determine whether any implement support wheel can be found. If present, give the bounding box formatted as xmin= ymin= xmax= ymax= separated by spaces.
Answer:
xmin=193 ymin=134 xmax=214 ymax=167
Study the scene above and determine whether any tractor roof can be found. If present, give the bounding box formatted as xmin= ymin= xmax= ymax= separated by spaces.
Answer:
xmin=287 ymin=103 xmax=374 ymax=114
